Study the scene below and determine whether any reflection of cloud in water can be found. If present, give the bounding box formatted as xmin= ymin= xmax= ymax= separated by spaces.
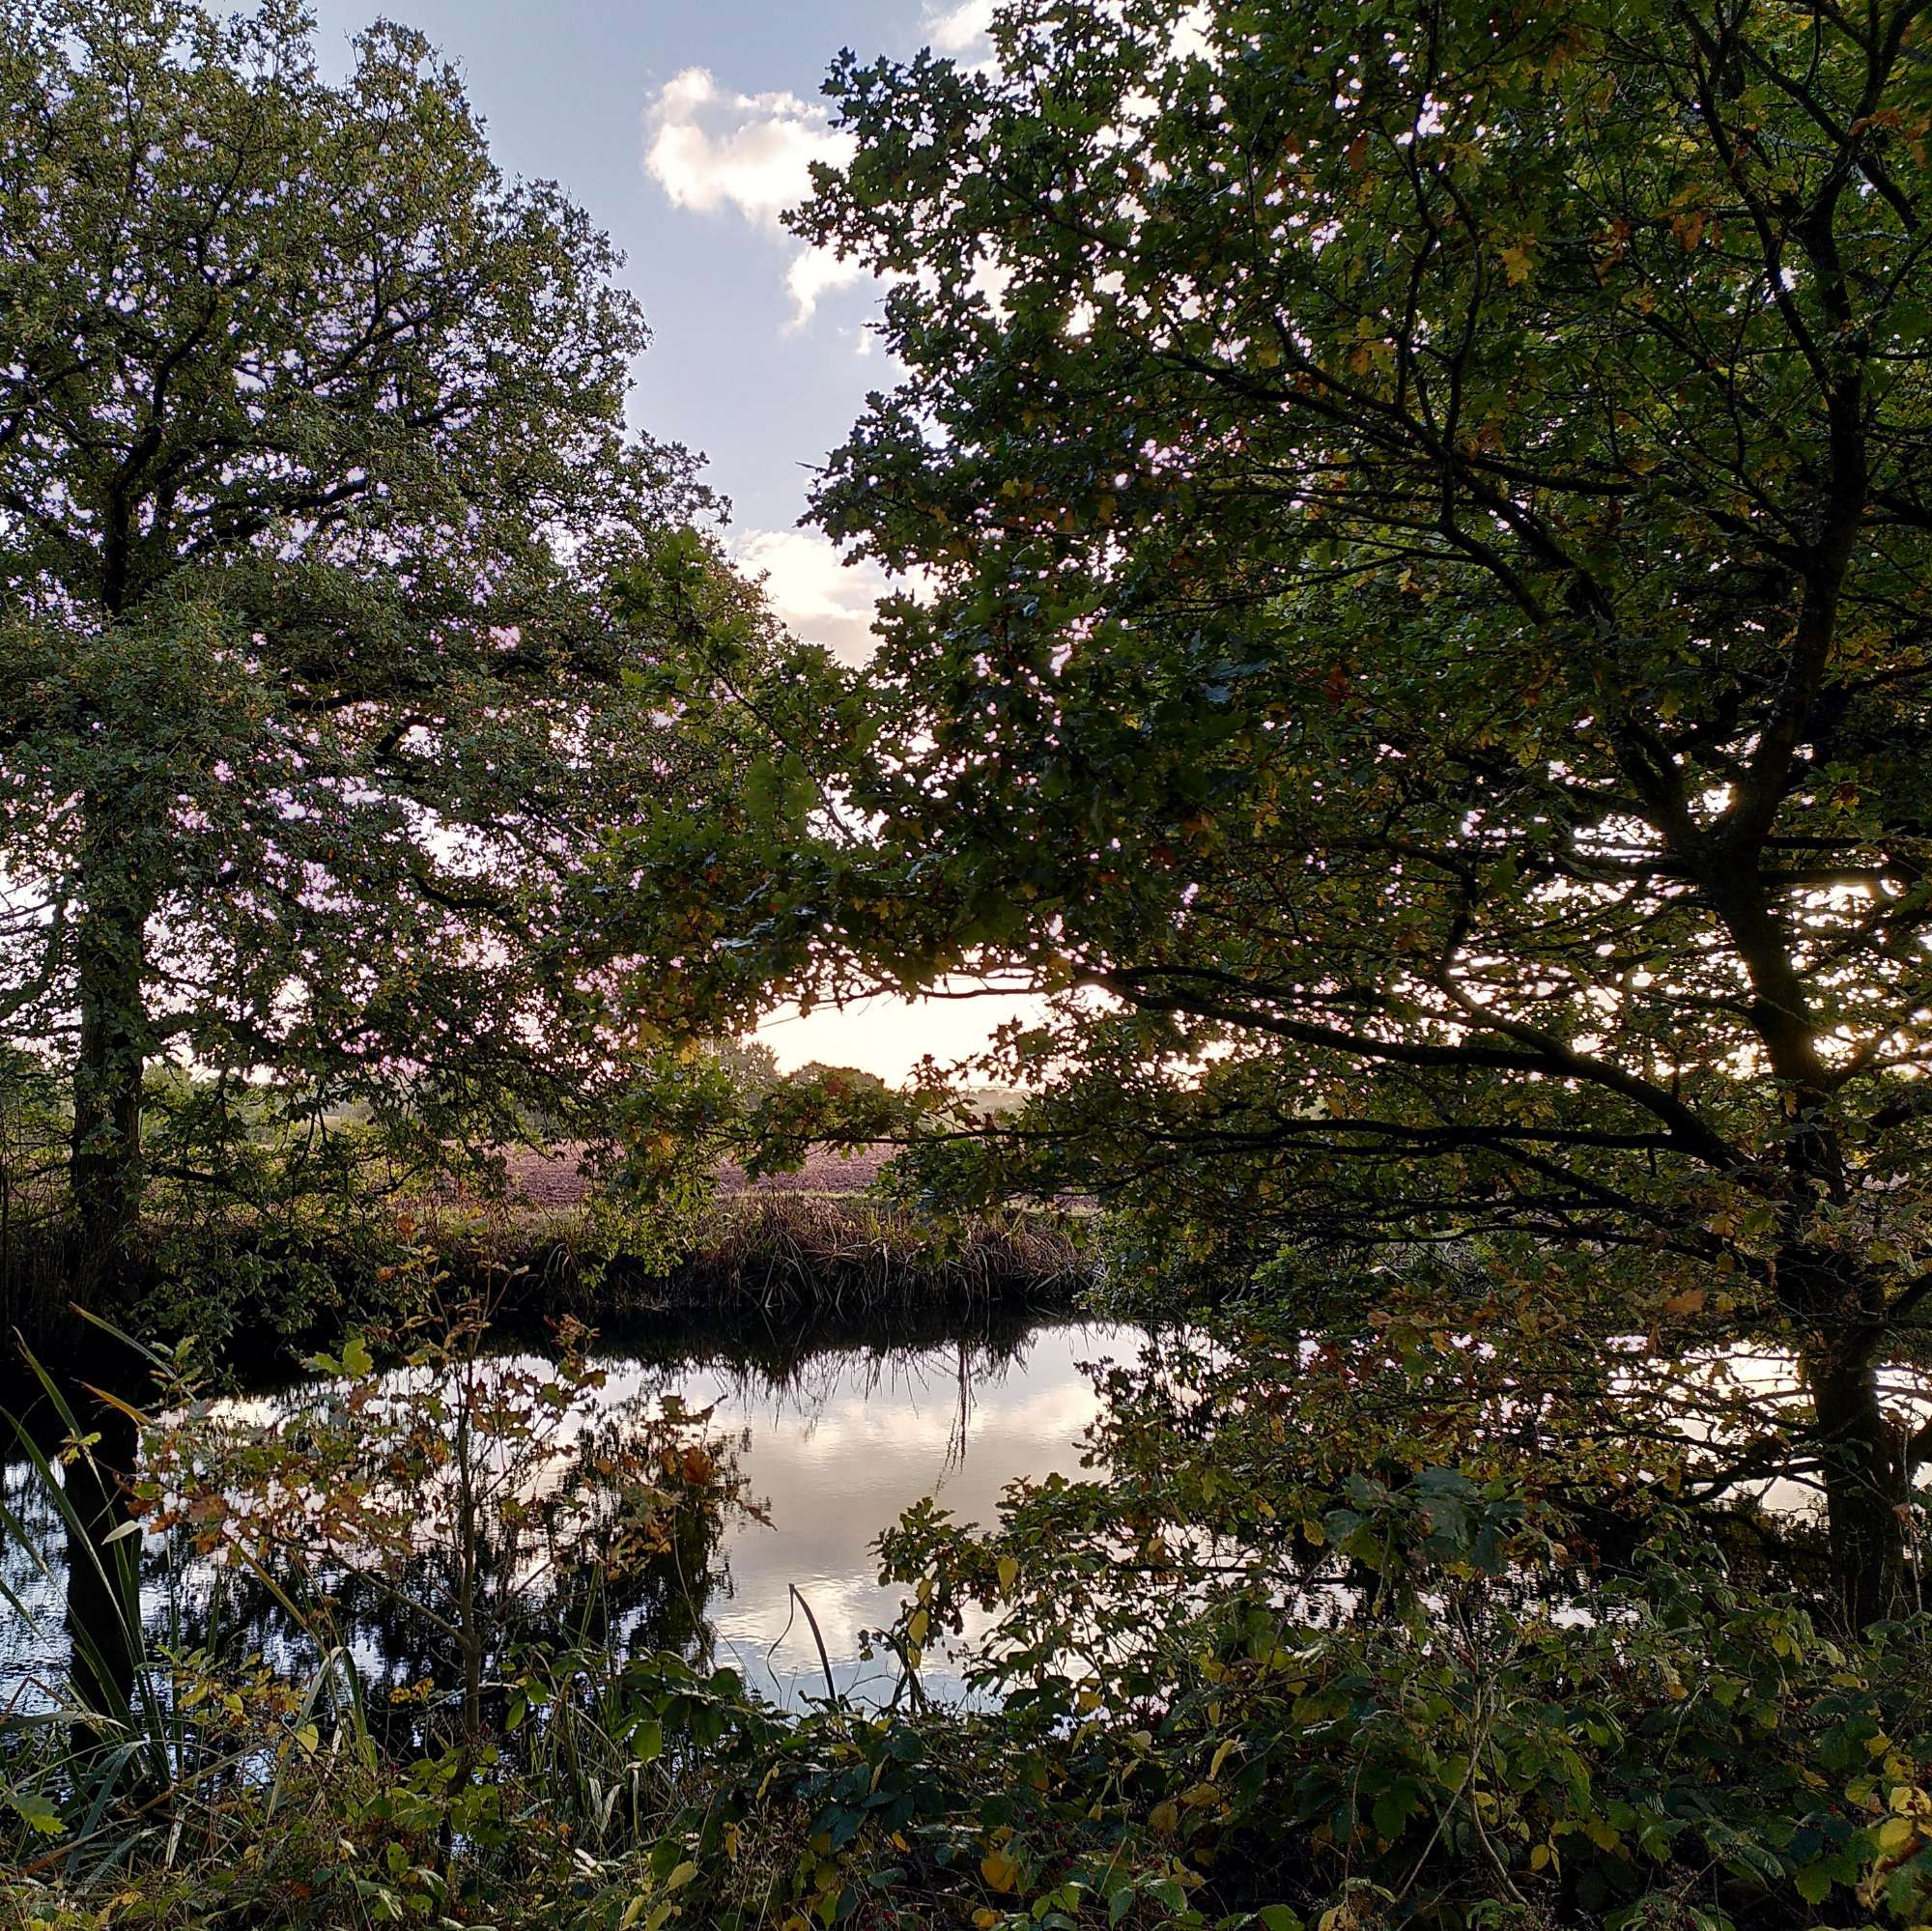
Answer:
xmin=0 ymin=1322 xmax=1131 ymax=1716
xmin=605 ymin=1325 xmax=1125 ymax=1707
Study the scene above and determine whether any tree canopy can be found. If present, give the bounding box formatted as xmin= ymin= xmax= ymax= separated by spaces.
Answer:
xmin=789 ymin=0 xmax=1932 ymax=1623
xmin=0 ymin=0 xmax=797 ymax=1270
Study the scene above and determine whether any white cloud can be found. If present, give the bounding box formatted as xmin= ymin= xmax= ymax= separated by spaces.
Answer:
xmin=785 ymin=244 xmax=867 ymax=325
xmin=643 ymin=68 xmax=859 ymax=325
xmin=924 ymin=0 xmax=995 ymax=52
xmin=733 ymin=527 xmax=900 ymax=667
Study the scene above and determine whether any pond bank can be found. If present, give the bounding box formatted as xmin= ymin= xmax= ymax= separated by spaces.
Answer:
xmin=0 ymin=1188 xmax=1094 ymax=1396
xmin=507 ymin=1193 xmax=1090 ymax=1320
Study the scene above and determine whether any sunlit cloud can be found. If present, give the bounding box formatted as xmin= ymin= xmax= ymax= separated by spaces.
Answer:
xmin=642 ymin=66 xmax=858 ymax=326
xmin=733 ymin=526 xmax=899 ymax=666
xmin=923 ymin=0 xmax=995 ymax=52
xmin=785 ymin=244 xmax=867 ymax=326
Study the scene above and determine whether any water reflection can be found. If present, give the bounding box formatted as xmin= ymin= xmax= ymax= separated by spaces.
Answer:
xmin=0 ymin=1319 xmax=1130 ymax=1718
xmin=618 ymin=1325 xmax=1120 ymax=1704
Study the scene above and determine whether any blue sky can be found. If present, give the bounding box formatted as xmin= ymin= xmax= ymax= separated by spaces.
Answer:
xmin=305 ymin=0 xmax=1031 ymax=1078
xmin=304 ymin=0 xmax=986 ymax=635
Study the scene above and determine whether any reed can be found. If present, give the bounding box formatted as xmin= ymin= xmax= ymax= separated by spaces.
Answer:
xmin=557 ymin=1193 xmax=1092 ymax=1319
xmin=0 ymin=1187 xmax=1091 ymax=1392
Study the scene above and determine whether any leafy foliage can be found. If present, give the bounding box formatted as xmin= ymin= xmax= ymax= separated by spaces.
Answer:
xmin=788 ymin=0 xmax=1932 ymax=1622
xmin=0 ymin=0 xmax=814 ymax=1268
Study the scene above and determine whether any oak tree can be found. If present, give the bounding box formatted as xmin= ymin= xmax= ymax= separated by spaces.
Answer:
xmin=799 ymin=0 xmax=1932 ymax=1623
xmin=0 ymin=0 xmax=779 ymax=1281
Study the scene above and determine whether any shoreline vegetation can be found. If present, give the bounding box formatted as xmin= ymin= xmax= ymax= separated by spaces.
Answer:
xmin=0 ymin=1156 xmax=1093 ymax=1391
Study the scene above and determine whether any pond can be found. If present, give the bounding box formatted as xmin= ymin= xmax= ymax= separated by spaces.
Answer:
xmin=0 ymin=1317 xmax=1139 ymax=1717
xmin=14 ymin=1316 xmax=1920 ymax=1733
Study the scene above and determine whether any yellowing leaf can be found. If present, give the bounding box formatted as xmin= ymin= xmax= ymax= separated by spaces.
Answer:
xmin=980 ymin=1850 xmax=1019 ymax=1893
xmin=1878 ymin=1815 xmax=1918 ymax=1854
xmin=7 ymin=1790 xmax=64 ymax=1836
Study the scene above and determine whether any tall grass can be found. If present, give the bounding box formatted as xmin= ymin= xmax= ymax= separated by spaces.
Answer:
xmin=0 ymin=1329 xmax=370 ymax=1895
xmin=0 ymin=1192 xmax=1092 ymax=1388
xmin=622 ymin=1194 xmax=1091 ymax=1316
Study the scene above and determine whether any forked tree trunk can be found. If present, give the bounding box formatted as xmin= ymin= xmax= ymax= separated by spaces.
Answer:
xmin=54 ymin=816 xmax=158 ymax=1758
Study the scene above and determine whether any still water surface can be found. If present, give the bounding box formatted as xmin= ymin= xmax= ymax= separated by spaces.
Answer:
xmin=654 ymin=1324 xmax=1122 ymax=1702
xmin=1 ymin=1320 xmax=1134 ymax=1713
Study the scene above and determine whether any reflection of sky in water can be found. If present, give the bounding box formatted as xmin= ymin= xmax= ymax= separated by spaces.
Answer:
xmin=15 ymin=1328 xmax=1918 ymax=1715
xmin=0 ymin=1323 xmax=1131 ymax=1715
xmin=634 ymin=1326 xmax=1122 ymax=1706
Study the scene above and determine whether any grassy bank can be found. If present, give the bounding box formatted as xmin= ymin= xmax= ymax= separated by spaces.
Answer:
xmin=0 ymin=1188 xmax=1093 ymax=1393
xmin=500 ymin=1193 xmax=1090 ymax=1320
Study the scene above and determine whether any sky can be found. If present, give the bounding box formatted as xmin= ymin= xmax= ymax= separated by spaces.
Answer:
xmin=301 ymin=0 xmax=1036 ymax=1082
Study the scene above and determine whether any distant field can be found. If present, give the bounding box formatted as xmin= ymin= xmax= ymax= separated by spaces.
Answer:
xmin=496 ymin=1144 xmax=891 ymax=1209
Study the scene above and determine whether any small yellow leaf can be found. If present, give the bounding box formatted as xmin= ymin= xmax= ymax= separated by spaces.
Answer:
xmin=980 ymin=1850 xmax=1018 ymax=1893
xmin=1878 ymin=1815 xmax=1918 ymax=1854
xmin=996 ymin=1555 xmax=1019 ymax=1595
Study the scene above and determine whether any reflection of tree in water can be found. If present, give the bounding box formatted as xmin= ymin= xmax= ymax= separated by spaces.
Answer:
xmin=1 ymin=1305 xmax=1087 ymax=1732
xmin=598 ymin=1303 xmax=1062 ymax=1475
xmin=140 ymin=1311 xmax=753 ymax=1764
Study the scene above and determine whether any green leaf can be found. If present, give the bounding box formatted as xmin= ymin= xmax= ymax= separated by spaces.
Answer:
xmin=6 ymin=1788 xmax=65 ymax=1836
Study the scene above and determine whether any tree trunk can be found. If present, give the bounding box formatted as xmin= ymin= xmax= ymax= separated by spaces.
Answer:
xmin=1803 ymin=1333 xmax=1907 ymax=1629
xmin=70 ymin=812 xmax=153 ymax=1295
